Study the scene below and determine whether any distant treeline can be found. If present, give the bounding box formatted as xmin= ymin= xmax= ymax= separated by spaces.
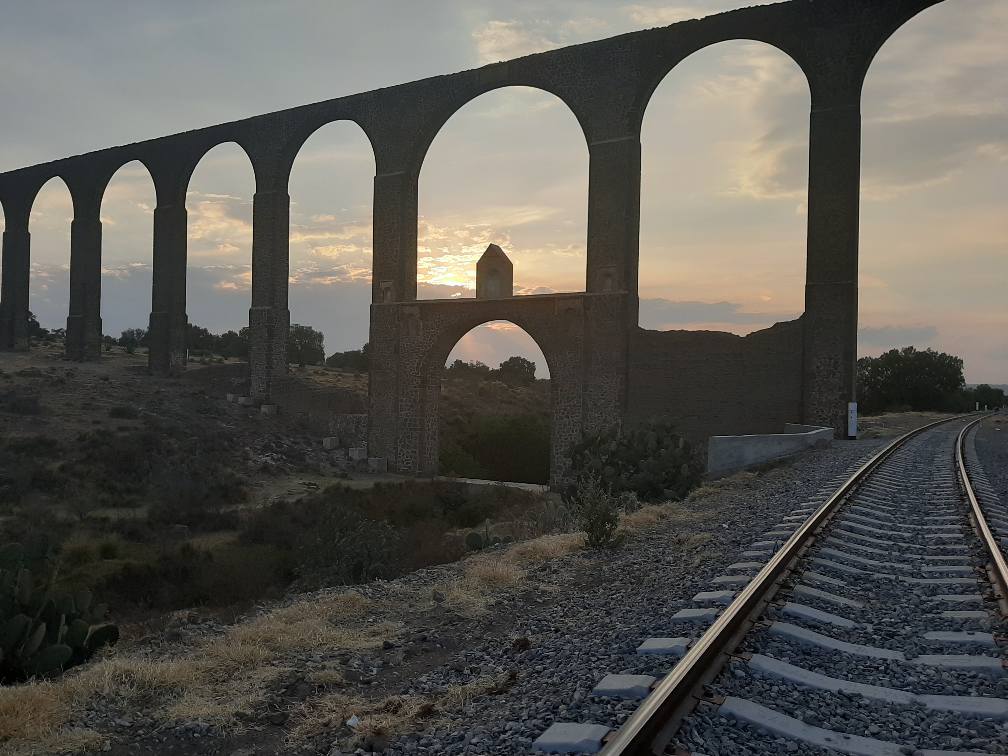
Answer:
xmin=857 ymin=346 xmax=1005 ymax=414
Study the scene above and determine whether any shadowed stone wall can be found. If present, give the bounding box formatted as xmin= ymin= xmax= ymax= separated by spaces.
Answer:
xmin=627 ymin=320 xmax=805 ymax=442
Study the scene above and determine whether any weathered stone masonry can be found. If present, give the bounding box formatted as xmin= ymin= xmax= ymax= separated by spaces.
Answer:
xmin=0 ymin=1 xmax=944 ymax=484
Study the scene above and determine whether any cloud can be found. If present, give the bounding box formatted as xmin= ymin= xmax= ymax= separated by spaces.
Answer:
xmin=185 ymin=191 xmax=252 ymax=259
xmin=624 ymin=5 xmax=706 ymax=26
xmin=639 ymin=298 xmax=789 ymax=328
xmin=857 ymin=324 xmax=939 ymax=348
xmin=472 ymin=20 xmax=558 ymax=64
xmin=861 ymin=111 xmax=1007 ymax=200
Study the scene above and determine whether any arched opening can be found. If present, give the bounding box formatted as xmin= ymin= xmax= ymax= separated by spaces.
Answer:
xmin=185 ymin=142 xmax=255 ymax=362
xmin=438 ymin=321 xmax=550 ymax=485
xmin=860 ymin=0 xmax=1006 ymax=393
xmin=288 ymin=120 xmax=375 ymax=367
xmin=638 ymin=41 xmax=809 ymax=333
xmin=418 ymin=86 xmax=588 ymax=300
xmin=99 ymin=161 xmax=156 ymax=360
xmin=27 ymin=176 xmax=73 ymax=338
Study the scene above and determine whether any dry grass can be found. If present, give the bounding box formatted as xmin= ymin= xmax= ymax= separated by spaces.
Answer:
xmin=0 ymin=590 xmax=399 ymax=753
xmin=429 ymin=558 xmax=526 ymax=617
xmin=286 ymin=672 xmax=513 ymax=746
xmin=619 ymin=499 xmax=718 ymax=534
xmin=506 ymin=533 xmax=582 ymax=563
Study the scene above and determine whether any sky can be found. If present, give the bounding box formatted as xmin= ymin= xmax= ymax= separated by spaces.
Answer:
xmin=0 ymin=0 xmax=1004 ymax=382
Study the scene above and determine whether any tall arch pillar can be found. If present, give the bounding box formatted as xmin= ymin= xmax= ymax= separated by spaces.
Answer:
xmin=368 ymin=165 xmax=420 ymax=464
xmin=0 ymin=199 xmax=32 ymax=351
xmin=65 ymin=183 xmax=104 ymax=361
xmin=584 ymin=134 xmax=639 ymax=432
xmin=148 ymin=200 xmax=189 ymax=375
xmin=802 ymin=84 xmax=862 ymax=435
xmin=249 ymin=184 xmax=291 ymax=401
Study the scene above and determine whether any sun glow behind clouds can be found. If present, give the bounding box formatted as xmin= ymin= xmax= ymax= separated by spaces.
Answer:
xmin=418 ymin=86 xmax=587 ymax=297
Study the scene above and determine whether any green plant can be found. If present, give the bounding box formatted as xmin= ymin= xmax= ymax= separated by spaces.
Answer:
xmin=567 ymin=423 xmax=701 ymax=502
xmin=568 ymin=474 xmax=620 ymax=549
xmin=0 ymin=542 xmax=119 ymax=683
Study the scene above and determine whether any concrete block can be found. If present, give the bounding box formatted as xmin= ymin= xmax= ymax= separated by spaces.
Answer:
xmin=533 ymin=722 xmax=610 ymax=753
xmin=322 ymin=437 xmax=340 ymax=450
xmin=781 ymin=602 xmax=858 ymax=629
xmin=591 ymin=673 xmax=655 ymax=700
xmin=915 ymin=654 xmax=1005 ymax=676
xmin=706 ymin=424 xmax=833 ymax=477
xmin=225 ymin=393 xmax=236 ymax=403
xmin=367 ymin=457 xmax=387 ymax=473
xmin=692 ymin=590 xmax=736 ymax=606
xmin=260 ymin=404 xmax=278 ymax=416
xmin=636 ymin=637 xmax=690 ymax=656
xmin=237 ymin=396 xmax=253 ymax=407
xmin=671 ymin=607 xmax=719 ymax=624
xmin=922 ymin=630 xmax=996 ymax=648
xmin=348 ymin=446 xmax=367 ymax=461
xmin=712 ymin=574 xmax=752 ymax=587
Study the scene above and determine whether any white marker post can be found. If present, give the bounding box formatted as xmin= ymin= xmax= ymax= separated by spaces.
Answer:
xmin=847 ymin=402 xmax=858 ymax=440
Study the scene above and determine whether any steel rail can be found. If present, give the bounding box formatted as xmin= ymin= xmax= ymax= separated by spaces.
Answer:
xmin=956 ymin=415 xmax=1008 ymax=617
xmin=598 ymin=413 xmax=975 ymax=756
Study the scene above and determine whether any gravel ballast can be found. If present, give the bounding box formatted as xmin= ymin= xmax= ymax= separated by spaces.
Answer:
xmin=678 ymin=418 xmax=1008 ymax=756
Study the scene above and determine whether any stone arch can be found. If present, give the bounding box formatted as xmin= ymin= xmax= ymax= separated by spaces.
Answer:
xmin=416 ymin=83 xmax=592 ymax=174
xmin=98 ymin=160 xmax=157 ymax=342
xmin=857 ymin=0 xmax=1005 ymax=382
xmin=27 ymin=175 xmax=74 ymax=331
xmin=287 ymin=120 xmax=377 ymax=353
xmin=416 ymin=86 xmax=590 ymax=298
xmin=285 ymin=116 xmax=379 ymax=184
xmin=184 ymin=141 xmax=256 ymax=334
xmin=184 ymin=139 xmax=257 ymax=201
xmin=415 ymin=306 xmax=582 ymax=488
xmin=858 ymin=1 xmax=951 ymax=100
xmin=635 ymin=36 xmax=812 ymax=136
xmin=637 ymin=39 xmax=810 ymax=332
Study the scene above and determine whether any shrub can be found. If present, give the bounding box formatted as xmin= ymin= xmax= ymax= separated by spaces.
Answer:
xmin=326 ymin=343 xmax=369 ymax=372
xmin=0 ymin=542 xmax=118 ymax=683
xmin=0 ymin=389 xmax=41 ymax=416
xmin=568 ymin=474 xmax=620 ymax=549
xmin=440 ymin=414 xmax=549 ymax=484
xmin=567 ymin=422 xmax=701 ymax=502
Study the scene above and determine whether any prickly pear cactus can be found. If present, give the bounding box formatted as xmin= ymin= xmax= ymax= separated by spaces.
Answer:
xmin=0 ymin=542 xmax=119 ymax=683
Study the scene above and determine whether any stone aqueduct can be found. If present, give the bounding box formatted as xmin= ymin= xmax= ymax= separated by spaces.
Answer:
xmin=0 ymin=1 xmax=944 ymax=485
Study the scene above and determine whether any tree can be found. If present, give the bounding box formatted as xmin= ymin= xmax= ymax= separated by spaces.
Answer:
xmin=965 ymin=384 xmax=1007 ymax=411
xmin=218 ymin=328 xmax=250 ymax=360
xmin=326 ymin=342 xmax=369 ymax=371
xmin=186 ymin=323 xmax=215 ymax=354
xmin=857 ymin=346 xmax=966 ymax=414
xmin=494 ymin=355 xmax=536 ymax=386
xmin=119 ymin=328 xmax=148 ymax=355
xmin=446 ymin=359 xmax=491 ymax=380
xmin=288 ymin=324 xmax=325 ymax=367
xmin=27 ymin=311 xmax=47 ymax=341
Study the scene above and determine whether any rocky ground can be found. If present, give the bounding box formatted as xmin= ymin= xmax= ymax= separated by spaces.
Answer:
xmin=975 ymin=414 xmax=1007 ymax=507
xmin=3 ymin=435 xmax=890 ymax=755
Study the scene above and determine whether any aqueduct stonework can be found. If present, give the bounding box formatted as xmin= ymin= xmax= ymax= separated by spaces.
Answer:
xmin=0 ymin=1 xmax=945 ymax=485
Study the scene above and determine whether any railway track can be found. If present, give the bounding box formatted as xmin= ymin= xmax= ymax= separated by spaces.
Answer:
xmin=533 ymin=414 xmax=1008 ymax=755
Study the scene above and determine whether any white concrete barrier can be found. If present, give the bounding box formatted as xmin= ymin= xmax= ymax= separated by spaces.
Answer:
xmin=706 ymin=424 xmax=833 ymax=477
